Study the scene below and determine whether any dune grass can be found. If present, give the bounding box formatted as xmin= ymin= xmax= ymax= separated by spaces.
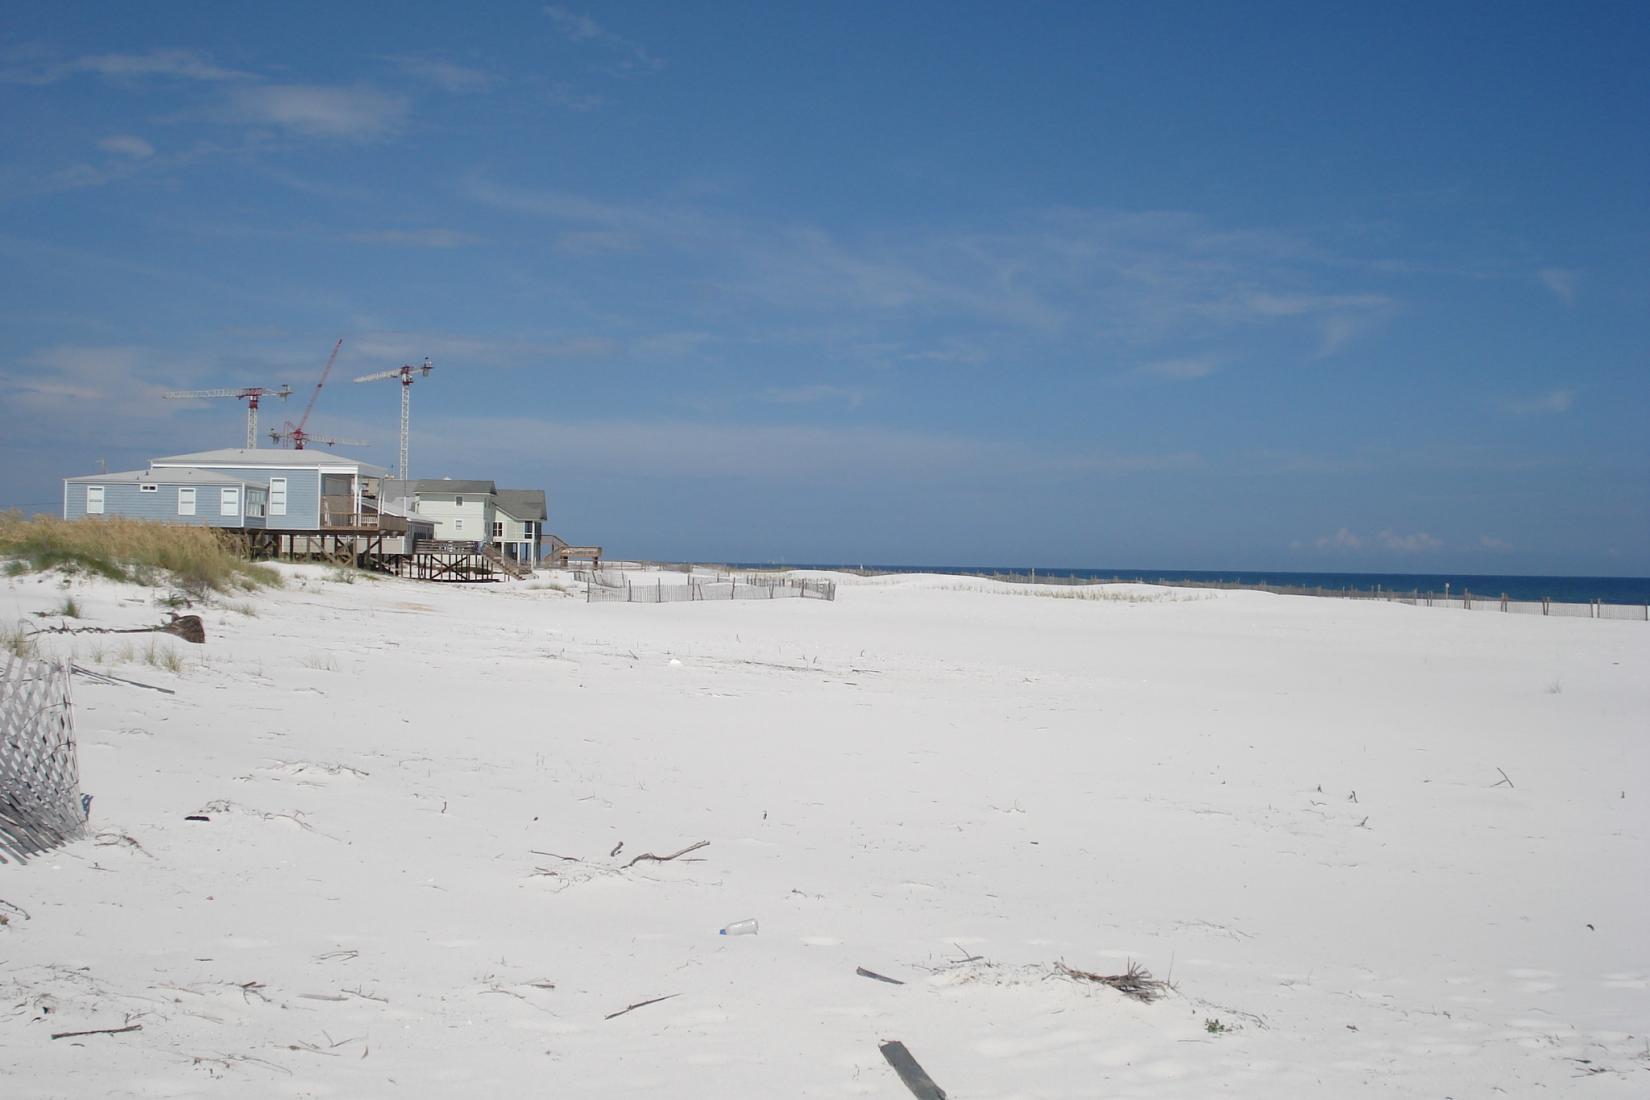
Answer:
xmin=0 ymin=513 xmax=281 ymax=594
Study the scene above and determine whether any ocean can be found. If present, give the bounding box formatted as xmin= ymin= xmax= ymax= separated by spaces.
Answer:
xmin=734 ymin=565 xmax=1650 ymax=606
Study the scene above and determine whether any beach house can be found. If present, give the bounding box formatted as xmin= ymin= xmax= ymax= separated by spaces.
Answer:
xmin=64 ymin=448 xmax=389 ymax=531
xmin=382 ymin=479 xmax=547 ymax=565
xmin=492 ymin=489 xmax=546 ymax=565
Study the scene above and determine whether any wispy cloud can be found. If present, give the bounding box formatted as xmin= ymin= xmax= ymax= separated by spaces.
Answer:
xmin=1 ymin=47 xmax=250 ymax=85
xmin=0 ymin=344 xmax=198 ymax=416
xmin=1314 ymin=526 xmax=1442 ymax=553
xmin=1479 ymin=535 xmax=1513 ymax=553
xmin=226 ymin=83 xmax=408 ymax=140
xmin=1378 ymin=529 xmax=1442 ymax=552
xmin=1135 ymin=355 xmax=1219 ymax=381
xmin=1499 ymin=388 xmax=1574 ymax=415
xmin=382 ymin=55 xmax=496 ymax=93
xmin=761 ymin=384 xmax=867 ymax=408
xmin=97 ymin=134 xmax=157 ymax=158
xmin=422 ymin=414 xmax=1194 ymax=486
xmin=464 ymin=179 xmax=1397 ymax=365
xmin=343 ymin=330 xmax=619 ymax=369
xmin=347 ymin=228 xmax=484 ymax=248
xmin=545 ymin=83 xmax=604 ymax=111
xmin=544 ymin=6 xmax=664 ymax=75
xmin=1538 ymin=267 xmax=1578 ymax=305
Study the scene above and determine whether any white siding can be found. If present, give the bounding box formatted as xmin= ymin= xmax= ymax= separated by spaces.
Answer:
xmin=413 ymin=493 xmax=494 ymax=540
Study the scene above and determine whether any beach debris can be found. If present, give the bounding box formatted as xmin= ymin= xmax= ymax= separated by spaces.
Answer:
xmin=185 ymin=815 xmax=210 ymax=822
xmin=856 ymin=966 xmax=904 ymax=985
xmin=879 ymin=1040 xmax=948 ymax=1100
xmin=94 ymin=831 xmax=154 ymax=859
xmin=0 ymin=897 xmax=31 ymax=924
xmin=69 ymin=666 xmax=177 ymax=694
xmin=50 ymin=1023 xmax=142 ymax=1040
xmin=604 ymin=993 xmax=679 ymax=1020
xmin=609 ymin=840 xmax=624 ymax=857
xmin=1054 ymin=959 xmax=1170 ymax=1003
xmin=1492 ymin=767 xmax=1515 ymax=789
xmin=35 ymin=613 xmax=205 ymax=644
xmin=623 ymin=839 xmax=708 ymax=868
xmin=719 ymin=918 xmax=758 ymax=936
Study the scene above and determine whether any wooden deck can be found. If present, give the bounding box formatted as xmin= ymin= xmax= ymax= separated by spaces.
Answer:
xmin=235 ymin=530 xmax=524 ymax=583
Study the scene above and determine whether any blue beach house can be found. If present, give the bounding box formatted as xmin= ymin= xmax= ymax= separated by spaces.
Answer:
xmin=63 ymin=448 xmax=389 ymax=531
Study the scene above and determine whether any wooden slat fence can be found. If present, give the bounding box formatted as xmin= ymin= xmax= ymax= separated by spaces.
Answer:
xmin=0 ymin=652 xmax=87 ymax=864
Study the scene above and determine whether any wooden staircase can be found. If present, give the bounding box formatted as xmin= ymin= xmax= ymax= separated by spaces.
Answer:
xmin=480 ymin=543 xmax=533 ymax=580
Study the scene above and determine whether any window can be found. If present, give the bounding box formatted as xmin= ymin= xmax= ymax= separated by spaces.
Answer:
xmin=221 ymin=487 xmax=240 ymax=516
xmin=268 ymin=477 xmax=287 ymax=516
xmin=492 ymin=521 xmax=503 ymax=538
xmin=455 ymin=496 xmax=465 ymax=506
xmin=86 ymin=485 xmax=105 ymax=514
xmin=177 ymin=487 xmax=196 ymax=516
xmin=139 ymin=483 xmax=157 ymax=493
xmin=246 ymin=489 xmax=266 ymax=519
xmin=454 ymin=519 xmax=464 ymax=531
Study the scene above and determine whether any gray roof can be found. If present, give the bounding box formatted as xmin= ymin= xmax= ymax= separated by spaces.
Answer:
xmin=410 ymin=479 xmax=496 ymax=495
xmin=151 ymin=448 xmax=388 ymax=476
xmin=65 ymin=468 xmax=246 ymax=487
xmin=494 ymin=489 xmax=547 ymax=522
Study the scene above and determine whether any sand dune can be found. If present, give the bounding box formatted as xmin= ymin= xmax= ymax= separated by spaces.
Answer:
xmin=3 ymin=564 xmax=1646 ymax=1097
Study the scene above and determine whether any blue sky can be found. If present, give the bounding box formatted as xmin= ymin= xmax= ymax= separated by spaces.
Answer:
xmin=2 ymin=2 xmax=1645 ymax=573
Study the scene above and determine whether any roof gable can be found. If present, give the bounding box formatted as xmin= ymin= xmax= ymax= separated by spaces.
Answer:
xmin=494 ymin=489 xmax=547 ymax=521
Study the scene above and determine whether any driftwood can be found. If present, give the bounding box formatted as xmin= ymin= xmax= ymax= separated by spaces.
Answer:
xmin=856 ymin=966 xmax=905 ymax=985
xmin=604 ymin=993 xmax=679 ymax=1020
xmin=623 ymin=839 xmax=708 ymax=868
xmin=1055 ymin=959 xmax=1169 ymax=1002
xmin=879 ymin=1040 xmax=948 ymax=1099
xmin=35 ymin=614 xmax=205 ymax=644
xmin=51 ymin=1023 xmax=142 ymax=1040
xmin=69 ymin=665 xmax=176 ymax=694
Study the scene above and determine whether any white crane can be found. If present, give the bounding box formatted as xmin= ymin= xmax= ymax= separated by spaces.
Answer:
xmin=162 ymin=384 xmax=294 ymax=448
xmin=353 ymin=358 xmax=432 ymax=479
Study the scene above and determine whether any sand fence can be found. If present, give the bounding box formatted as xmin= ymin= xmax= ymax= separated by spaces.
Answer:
xmin=580 ymin=569 xmax=836 ymax=604
xmin=0 ymin=653 xmax=87 ymax=863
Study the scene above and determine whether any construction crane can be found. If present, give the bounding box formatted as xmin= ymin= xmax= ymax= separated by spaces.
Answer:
xmin=267 ymin=428 xmax=370 ymax=449
xmin=162 ymin=384 xmax=293 ymax=448
xmin=272 ymin=339 xmax=343 ymax=450
xmin=353 ymin=358 xmax=433 ymax=480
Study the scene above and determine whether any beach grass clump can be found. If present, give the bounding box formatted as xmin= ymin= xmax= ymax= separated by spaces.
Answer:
xmin=0 ymin=513 xmax=281 ymax=594
xmin=1 ymin=621 xmax=35 ymax=659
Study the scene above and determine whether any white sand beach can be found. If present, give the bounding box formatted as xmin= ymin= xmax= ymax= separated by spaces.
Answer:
xmin=3 ymin=565 xmax=1647 ymax=1097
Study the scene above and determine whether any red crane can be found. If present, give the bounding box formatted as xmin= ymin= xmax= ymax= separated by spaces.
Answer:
xmin=273 ymin=339 xmax=343 ymax=450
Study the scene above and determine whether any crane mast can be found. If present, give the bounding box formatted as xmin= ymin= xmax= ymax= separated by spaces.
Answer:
xmin=353 ymin=359 xmax=433 ymax=480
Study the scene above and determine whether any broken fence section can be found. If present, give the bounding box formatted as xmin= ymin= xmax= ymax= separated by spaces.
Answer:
xmin=0 ymin=653 xmax=88 ymax=864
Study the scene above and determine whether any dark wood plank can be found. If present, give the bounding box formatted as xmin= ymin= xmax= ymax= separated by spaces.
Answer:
xmin=879 ymin=1040 xmax=948 ymax=1100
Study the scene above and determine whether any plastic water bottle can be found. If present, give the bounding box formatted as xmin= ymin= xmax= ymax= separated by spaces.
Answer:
xmin=719 ymin=918 xmax=758 ymax=936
